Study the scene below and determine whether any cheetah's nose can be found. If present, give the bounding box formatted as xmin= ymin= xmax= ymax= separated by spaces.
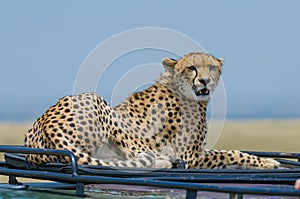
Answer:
xmin=199 ymin=78 xmax=210 ymax=86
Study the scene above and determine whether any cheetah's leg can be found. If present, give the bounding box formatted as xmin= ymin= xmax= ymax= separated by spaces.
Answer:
xmin=25 ymin=135 xmax=156 ymax=168
xmin=190 ymin=150 xmax=280 ymax=169
xmin=74 ymin=151 xmax=155 ymax=168
xmin=25 ymin=147 xmax=156 ymax=168
xmin=52 ymin=142 xmax=156 ymax=168
xmin=108 ymin=132 xmax=173 ymax=168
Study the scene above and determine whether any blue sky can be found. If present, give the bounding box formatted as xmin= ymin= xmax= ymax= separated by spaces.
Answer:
xmin=0 ymin=0 xmax=300 ymax=121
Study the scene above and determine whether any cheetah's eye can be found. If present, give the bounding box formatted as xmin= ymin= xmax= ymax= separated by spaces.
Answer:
xmin=187 ymin=66 xmax=196 ymax=71
xmin=209 ymin=65 xmax=217 ymax=71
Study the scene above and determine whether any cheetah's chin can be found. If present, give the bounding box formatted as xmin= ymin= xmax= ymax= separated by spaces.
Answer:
xmin=195 ymin=88 xmax=210 ymax=96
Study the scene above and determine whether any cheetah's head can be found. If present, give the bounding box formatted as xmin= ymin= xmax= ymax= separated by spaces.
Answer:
xmin=162 ymin=52 xmax=224 ymax=101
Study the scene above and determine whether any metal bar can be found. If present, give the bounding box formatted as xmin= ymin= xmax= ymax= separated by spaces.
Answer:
xmin=8 ymin=175 xmax=18 ymax=185
xmin=229 ymin=193 xmax=236 ymax=199
xmin=0 ymin=145 xmax=79 ymax=176
xmin=76 ymin=182 xmax=85 ymax=197
xmin=186 ymin=189 xmax=197 ymax=199
xmin=237 ymin=194 xmax=243 ymax=199
xmin=278 ymin=159 xmax=300 ymax=166
xmin=230 ymin=193 xmax=243 ymax=199
xmin=0 ymin=167 xmax=300 ymax=197
xmin=62 ymin=167 xmax=300 ymax=177
xmin=61 ymin=165 xmax=300 ymax=177
xmin=142 ymin=176 xmax=298 ymax=184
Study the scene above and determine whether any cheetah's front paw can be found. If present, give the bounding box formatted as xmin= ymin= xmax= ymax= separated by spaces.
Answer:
xmin=240 ymin=157 xmax=280 ymax=170
xmin=259 ymin=158 xmax=280 ymax=169
xmin=139 ymin=153 xmax=172 ymax=168
xmin=137 ymin=152 xmax=155 ymax=167
xmin=153 ymin=158 xmax=173 ymax=168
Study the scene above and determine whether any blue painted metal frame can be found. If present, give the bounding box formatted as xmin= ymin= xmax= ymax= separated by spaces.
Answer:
xmin=1 ymin=145 xmax=300 ymax=198
xmin=0 ymin=145 xmax=79 ymax=176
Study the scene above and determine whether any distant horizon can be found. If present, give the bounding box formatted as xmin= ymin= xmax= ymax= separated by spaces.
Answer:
xmin=1 ymin=92 xmax=299 ymax=122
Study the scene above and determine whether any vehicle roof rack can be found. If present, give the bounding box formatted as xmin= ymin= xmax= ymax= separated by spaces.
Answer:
xmin=1 ymin=145 xmax=300 ymax=198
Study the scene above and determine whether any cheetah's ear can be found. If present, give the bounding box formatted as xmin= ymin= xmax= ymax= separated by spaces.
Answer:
xmin=217 ymin=57 xmax=224 ymax=66
xmin=162 ymin=58 xmax=177 ymax=74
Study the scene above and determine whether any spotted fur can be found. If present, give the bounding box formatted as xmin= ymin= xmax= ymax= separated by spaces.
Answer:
xmin=24 ymin=52 xmax=280 ymax=169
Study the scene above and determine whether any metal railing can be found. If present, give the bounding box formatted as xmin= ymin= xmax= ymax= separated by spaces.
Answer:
xmin=0 ymin=145 xmax=300 ymax=198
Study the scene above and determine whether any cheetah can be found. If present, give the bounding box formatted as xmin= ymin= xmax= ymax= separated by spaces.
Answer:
xmin=24 ymin=52 xmax=280 ymax=169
